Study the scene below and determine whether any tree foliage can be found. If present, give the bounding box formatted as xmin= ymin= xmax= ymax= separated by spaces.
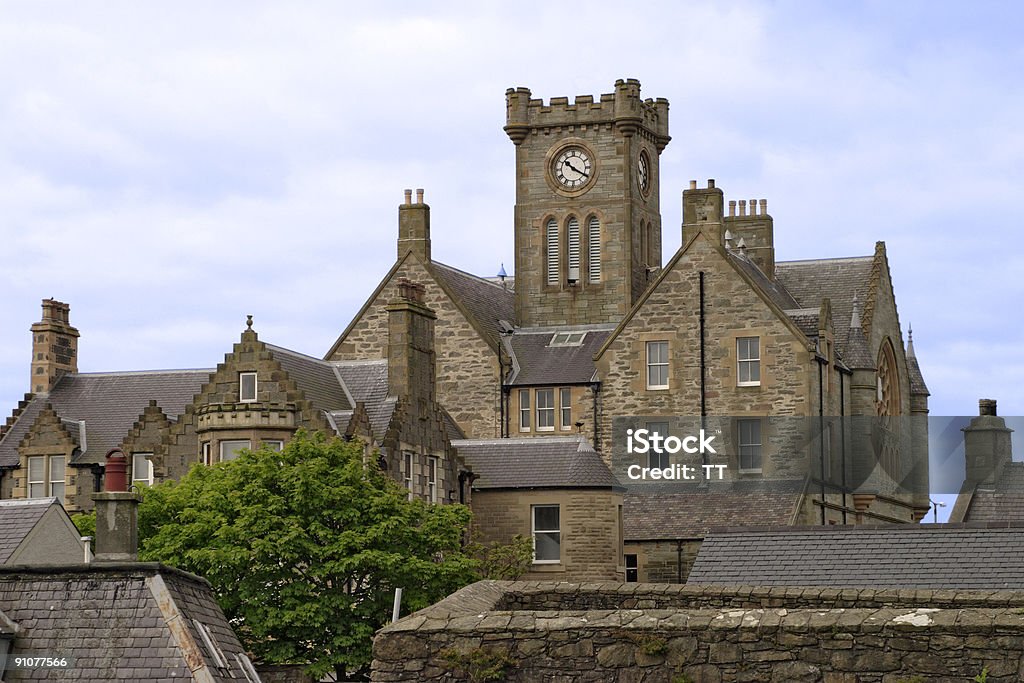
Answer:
xmin=138 ymin=431 xmax=478 ymax=679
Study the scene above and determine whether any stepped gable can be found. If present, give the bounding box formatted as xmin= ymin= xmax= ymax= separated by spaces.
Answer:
xmin=454 ymin=436 xmax=617 ymax=490
xmin=0 ymin=370 xmax=210 ymax=467
xmin=624 ymin=481 xmax=805 ymax=540
xmin=688 ymin=525 xmax=1024 ymax=589
xmin=775 ymin=255 xmax=873 ymax=354
xmin=429 ymin=261 xmax=515 ymax=348
xmin=506 ymin=325 xmax=613 ymax=386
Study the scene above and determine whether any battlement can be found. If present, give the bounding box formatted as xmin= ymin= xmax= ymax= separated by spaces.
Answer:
xmin=505 ymin=78 xmax=669 ymax=145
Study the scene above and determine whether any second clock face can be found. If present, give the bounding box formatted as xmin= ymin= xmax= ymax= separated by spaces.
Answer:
xmin=638 ymin=150 xmax=650 ymax=195
xmin=553 ymin=147 xmax=593 ymax=190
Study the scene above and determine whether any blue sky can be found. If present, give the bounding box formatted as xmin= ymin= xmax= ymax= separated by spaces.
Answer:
xmin=1 ymin=1 xmax=1022 ymax=437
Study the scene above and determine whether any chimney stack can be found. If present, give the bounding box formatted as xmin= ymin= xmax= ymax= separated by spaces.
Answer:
xmin=92 ymin=449 xmax=140 ymax=562
xmin=964 ymin=399 xmax=1014 ymax=485
xmin=386 ymin=280 xmax=436 ymax=407
xmin=30 ymin=299 xmax=79 ymax=394
xmin=397 ymin=188 xmax=431 ymax=262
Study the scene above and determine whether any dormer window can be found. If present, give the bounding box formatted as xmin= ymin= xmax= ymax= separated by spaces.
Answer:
xmin=239 ymin=372 xmax=257 ymax=402
xmin=549 ymin=332 xmax=586 ymax=347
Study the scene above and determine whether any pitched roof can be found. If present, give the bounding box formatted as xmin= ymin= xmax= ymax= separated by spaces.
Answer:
xmin=775 ymin=255 xmax=873 ymax=355
xmin=265 ymin=344 xmax=353 ymax=412
xmin=687 ymin=525 xmax=1024 ymax=590
xmin=0 ymin=370 xmax=210 ymax=467
xmin=0 ymin=563 xmax=259 ymax=682
xmin=454 ymin=436 xmax=618 ymax=490
xmin=507 ymin=325 xmax=613 ymax=386
xmin=623 ymin=480 xmax=804 ymax=540
xmin=959 ymin=462 xmax=1024 ymax=523
xmin=430 ymin=261 xmax=515 ymax=348
xmin=0 ymin=499 xmax=54 ymax=564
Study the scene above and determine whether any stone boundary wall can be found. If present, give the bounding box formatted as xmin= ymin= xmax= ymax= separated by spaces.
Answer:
xmin=371 ymin=581 xmax=1024 ymax=682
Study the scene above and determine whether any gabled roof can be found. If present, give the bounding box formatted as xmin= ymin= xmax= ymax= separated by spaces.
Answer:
xmin=430 ymin=261 xmax=515 ymax=349
xmin=623 ymin=480 xmax=805 ymax=540
xmin=265 ymin=344 xmax=353 ymax=412
xmin=956 ymin=462 xmax=1024 ymax=523
xmin=775 ymin=255 xmax=873 ymax=355
xmin=687 ymin=525 xmax=1024 ymax=590
xmin=0 ymin=499 xmax=55 ymax=564
xmin=0 ymin=370 xmax=210 ymax=467
xmin=506 ymin=325 xmax=613 ymax=386
xmin=454 ymin=436 xmax=618 ymax=490
xmin=0 ymin=563 xmax=261 ymax=682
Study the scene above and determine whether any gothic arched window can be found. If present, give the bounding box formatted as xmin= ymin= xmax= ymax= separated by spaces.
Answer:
xmin=588 ymin=216 xmax=601 ymax=282
xmin=546 ymin=218 xmax=559 ymax=285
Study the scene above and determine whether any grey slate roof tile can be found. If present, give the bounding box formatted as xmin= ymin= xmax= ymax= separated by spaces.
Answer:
xmin=431 ymin=261 xmax=515 ymax=348
xmin=687 ymin=525 xmax=1024 ymax=590
xmin=507 ymin=326 xmax=613 ymax=386
xmin=265 ymin=344 xmax=352 ymax=412
xmin=965 ymin=462 xmax=1024 ymax=522
xmin=454 ymin=436 xmax=618 ymax=490
xmin=0 ymin=499 xmax=54 ymax=564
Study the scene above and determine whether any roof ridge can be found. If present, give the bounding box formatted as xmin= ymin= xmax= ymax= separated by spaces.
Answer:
xmin=69 ymin=369 xmax=214 ymax=377
xmin=0 ymin=497 xmax=56 ymax=507
xmin=453 ymin=436 xmax=584 ymax=446
xmin=776 ymin=255 xmax=873 ymax=266
xmin=331 ymin=359 xmax=388 ymax=367
xmin=432 ymin=260 xmax=512 ymax=292
xmin=264 ymin=343 xmax=333 ymax=365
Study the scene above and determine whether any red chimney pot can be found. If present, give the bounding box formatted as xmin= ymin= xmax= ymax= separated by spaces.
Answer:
xmin=104 ymin=449 xmax=128 ymax=492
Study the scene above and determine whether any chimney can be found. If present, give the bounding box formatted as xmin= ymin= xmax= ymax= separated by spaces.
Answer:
xmin=30 ymin=299 xmax=79 ymax=394
xmin=964 ymin=399 xmax=1014 ymax=485
xmin=681 ymin=179 xmax=724 ymax=245
xmin=92 ymin=449 xmax=140 ymax=562
xmin=397 ymin=188 xmax=431 ymax=262
xmin=386 ymin=280 xmax=437 ymax=407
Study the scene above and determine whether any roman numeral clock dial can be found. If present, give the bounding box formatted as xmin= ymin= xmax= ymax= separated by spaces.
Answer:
xmin=553 ymin=147 xmax=593 ymax=190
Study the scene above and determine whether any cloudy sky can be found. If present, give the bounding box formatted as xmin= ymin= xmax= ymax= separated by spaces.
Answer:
xmin=2 ymin=1 xmax=1021 ymax=427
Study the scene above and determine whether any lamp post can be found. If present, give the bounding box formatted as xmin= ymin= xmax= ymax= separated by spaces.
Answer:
xmin=929 ymin=498 xmax=947 ymax=524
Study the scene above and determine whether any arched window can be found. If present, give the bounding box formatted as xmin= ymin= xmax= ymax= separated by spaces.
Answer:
xmin=546 ymin=218 xmax=559 ymax=285
xmin=876 ymin=340 xmax=900 ymax=417
xmin=588 ymin=216 xmax=601 ymax=282
xmin=567 ymin=216 xmax=580 ymax=281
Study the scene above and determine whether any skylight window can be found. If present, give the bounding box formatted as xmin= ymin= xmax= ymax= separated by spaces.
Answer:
xmin=549 ymin=332 xmax=586 ymax=347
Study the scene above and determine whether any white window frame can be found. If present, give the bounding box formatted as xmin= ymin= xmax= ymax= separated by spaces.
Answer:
xmin=519 ymin=389 xmax=531 ymax=432
xmin=531 ymin=504 xmax=561 ymax=564
xmin=27 ymin=455 xmax=65 ymax=499
xmin=239 ymin=372 xmax=258 ymax=402
xmin=560 ymin=388 xmax=572 ymax=431
xmin=404 ymin=452 xmax=414 ymax=500
xmin=201 ymin=441 xmax=212 ymax=466
xmin=49 ymin=455 xmax=65 ymax=500
xmin=219 ymin=440 xmax=250 ymax=462
xmin=536 ymin=388 xmax=555 ymax=432
xmin=737 ymin=337 xmax=761 ymax=386
xmin=132 ymin=452 xmax=154 ymax=486
xmin=646 ymin=341 xmax=669 ymax=390
xmin=427 ymin=456 xmax=438 ymax=504
xmin=27 ymin=455 xmax=45 ymax=498
xmin=738 ymin=419 xmax=763 ymax=473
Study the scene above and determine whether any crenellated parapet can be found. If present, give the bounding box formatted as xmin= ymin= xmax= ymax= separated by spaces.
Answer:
xmin=505 ymin=78 xmax=669 ymax=149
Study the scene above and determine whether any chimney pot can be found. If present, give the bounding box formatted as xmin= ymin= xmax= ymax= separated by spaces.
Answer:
xmin=416 ymin=188 xmax=424 ymax=204
xmin=689 ymin=180 xmax=697 ymax=190
xmin=760 ymin=198 xmax=768 ymax=214
xmin=979 ymin=399 xmax=997 ymax=416
xmin=739 ymin=200 xmax=747 ymax=216
xmin=404 ymin=189 xmax=412 ymax=205
xmin=104 ymin=449 xmax=129 ymax=492
xmin=750 ymin=198 xmax=757 ymax=216
xmin=707 ymin=179 xmax=715 ymax=189
xmin=728 ymin=200 xmax=736 ymax=217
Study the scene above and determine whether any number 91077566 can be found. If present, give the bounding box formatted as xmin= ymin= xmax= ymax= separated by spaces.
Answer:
xmin=8 ymin=655 xmax=74 ymax=670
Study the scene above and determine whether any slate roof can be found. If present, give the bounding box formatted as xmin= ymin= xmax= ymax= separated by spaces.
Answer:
xmin=266 ymin=344 xmax=353 ymax=412
xmin=507 ymin=325 xmax=614 ymax=386
xmin=454 ymin=436 xmax=618 ymax=490
xmin=0 ymin=499 xmax=53 ymax=564
xmin=431 ymin=261 xmax=515 ymax=348
xmin=727 ymin=251 xmax=799 ymax=314
xmin=687 ymin=525 xmax=1024 ymax=590
xmin=775 ymin=255 xmax=873 ymax=355
xmin=0 ymin=563 xmax=260 ymax=681
xmin=0 ymin=370 xmax=210 ymax=467
xmin=623 ymin=480 xmax=805 ymax=540
xmin=959 ymin=462 xmax=1024 ymax=523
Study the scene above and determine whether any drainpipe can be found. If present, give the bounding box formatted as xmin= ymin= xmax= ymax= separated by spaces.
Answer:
xmin=699 ymin=272 xmax=707 ymax=470
xmin=840 ymin=371 xmax=848 ymax=524
xmin=591 ymin=382 xmax=601 ymax=452
xmin=817 ymin=351 xmax=826 ymax=525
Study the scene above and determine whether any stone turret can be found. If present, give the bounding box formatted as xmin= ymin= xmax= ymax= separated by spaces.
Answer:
xmin=30 ymin=299 xmax=79 ymax=394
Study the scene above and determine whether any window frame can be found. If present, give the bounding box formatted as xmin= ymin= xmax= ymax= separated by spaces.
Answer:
xmin=27 ymin=455 xmax=45 ymax=498
xmin=132 ymin=452 xmax=154 ymax=486
xmin=219 ymin=440 xmax=251 ymax=462
xmin=737 ymin=337 xmax=761 ymax=387
xmin=27 ymin=455 xmax=65 ymax=499
xmin=404 ymin=452 xmax=414 ymax=500
xmin=427 ymin=456 xmax=438 ymax=503
xmin=560 ymin=388 xmax=573 ymax=431
xmin=239 ymin=372 xmax=258 ymax=402
xmin=535 ymin=388 xmax=555 ymax=432
xmin=262 ymin=440 xmax=284 ymax=452
xmin=646 ymin=421 xmax=671 ymax=469
xmin=646 ymin=341 xmax=669 ymax=390
xmin=737 ymin=419 xmax=763 ymax=473
xmin=531 ymin=504 xmax=561 ymax=564
xmin=518 ymin=389 xmax=531 ymax=432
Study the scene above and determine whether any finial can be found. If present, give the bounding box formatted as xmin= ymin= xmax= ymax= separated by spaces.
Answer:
xmin=723 ymin=229 xmax=733 ymax=250
xmin=736 ymin=237 xmax=746 ymax=254
xmin=850 ymin=295 xmax=861 ymax=329
xmin=907 ymin=324 xmax=916 ymax=358
xmin=246 ymin=315 xmax=253 ymax=330
xmin=497 ymin=263 xmax=507 ymax=279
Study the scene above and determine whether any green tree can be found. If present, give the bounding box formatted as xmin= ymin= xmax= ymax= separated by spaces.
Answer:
xmin=139 ymin=431 xmax=478 ymax=680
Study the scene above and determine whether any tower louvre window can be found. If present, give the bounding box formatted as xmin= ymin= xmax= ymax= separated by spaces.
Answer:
xmin=567 ymin=216 xmax=580 ymax=281
xmin=588 ymin=216 xmax=601 ymax=282
xmin=546 ymin=218 xmax=559 ymax=285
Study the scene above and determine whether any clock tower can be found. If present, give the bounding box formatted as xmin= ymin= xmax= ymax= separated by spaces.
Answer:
xmin=505 ymin=79 xmax=670 ymax=327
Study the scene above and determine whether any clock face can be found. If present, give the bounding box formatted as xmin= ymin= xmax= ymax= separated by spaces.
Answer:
xmin=637 ymin=150 xmax=650 ymax=194
xmin=553 ymin=147 xmax=593 ymax=190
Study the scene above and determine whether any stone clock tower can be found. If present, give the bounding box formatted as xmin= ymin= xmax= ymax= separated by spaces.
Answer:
xmin=505 ymin=79 xmax=670 ymax=327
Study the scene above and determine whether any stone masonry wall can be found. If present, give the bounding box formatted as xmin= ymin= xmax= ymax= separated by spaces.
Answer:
xmin=372 ymin=581 xmax=1024 ymax=682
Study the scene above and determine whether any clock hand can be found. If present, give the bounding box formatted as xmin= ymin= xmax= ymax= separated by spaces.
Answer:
xmin=563 ymin=160 xmax=589 ymax=178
